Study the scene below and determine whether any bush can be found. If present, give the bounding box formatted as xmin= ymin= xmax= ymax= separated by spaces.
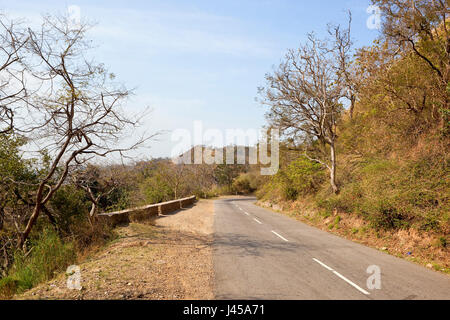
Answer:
xmin=255 ymin=156 xmax=326 ymax=201
xmin=50 ymin=185 xmax=90 ymax=233
xmin=283 ymin=185 xmax=298 ymax=201
xmin=419 ymin=210 xmax=442 ymax=232
xmin=368 ymin=199 xmax=408 ymax=230
xmin=50 ymin=185 xmax=114 ymax=250
xmin=0 ymin=277 xmax=18 ymax=299
xmin=232 ymin=174 xmax=255 ymax=194
xmin=255 ymin=177 xmax=283 ymax=200
xmin=140 ymin=175 xmax=174 ymax=204
xmin=438 ymin=236 xmax=447 ymax=248
xmin=316 ymin=195 xmax=347 ymax=216
xmin=70 ymin=216 xmax=113 ymax=251
xmin=285 ymin=157 xmax=326 ymax=195
xmin=1 ymin=228 xmax=76 ymax=297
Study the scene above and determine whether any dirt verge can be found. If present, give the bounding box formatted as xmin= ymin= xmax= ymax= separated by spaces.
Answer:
xmin=16 ymin=200 xmax=215 ymax=300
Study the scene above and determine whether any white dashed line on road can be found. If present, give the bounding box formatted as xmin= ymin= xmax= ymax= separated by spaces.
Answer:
xmin=271 ymin=230 xmax=289 ymax=242
xmin=312 ymin=258 xmax=370 ymax=295
xmin=234 ymin=204 xmax=249 ymax=216
xmin=332 ymin=270 xmax=370 ymax=295
xmin=312 ymin=258 xmax=333 ymax=271
xmin=253 ymin=218 xmax=262 ymax=224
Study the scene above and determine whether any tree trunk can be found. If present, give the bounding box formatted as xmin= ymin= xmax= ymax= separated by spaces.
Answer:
xmin=14 ymin=187 xmax=58 ymax=230
xmin=349 ymin=94 xmax=356 ymax=120
xmin=19 ymin=203 xmax=41 ymax=248
xmin=0 ymin=207 xmax=4 ymax=231
xmin=329 ymin=143 xmax=339 ymax=194
xmin=41 ymin=206 xmax=59 ymax=230
xmin=19 ymin=184 xmax=45 ymax=248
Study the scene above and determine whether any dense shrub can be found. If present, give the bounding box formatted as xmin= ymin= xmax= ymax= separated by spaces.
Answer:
xmin=285 ymin=157 xmax=326 ymax=195
xmin=0 ymin=228 xmax=76 ymax=298
xmin=140 ymin=175 xmax=174 ymax=204
xmin=50 ymin=185 xmax=91 ymax=233
xmin=314 ymin=155 xmax=448 ymax=231
xmin=256 ymin=156 xmax=326 ymax=201
xmin=232 ymin=174 xmax=256 ymax=194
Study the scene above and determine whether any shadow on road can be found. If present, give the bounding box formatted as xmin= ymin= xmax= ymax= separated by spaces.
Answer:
xmin=213 ymin=232 xmax=310 ymax=257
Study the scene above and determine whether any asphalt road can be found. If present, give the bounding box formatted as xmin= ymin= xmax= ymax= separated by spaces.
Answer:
xmin=213 ymin=196 xmax=450 ymax=300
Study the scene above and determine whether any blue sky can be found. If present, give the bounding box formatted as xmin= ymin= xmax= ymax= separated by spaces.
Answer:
xmin=2 ymin=0 xmax=380 ymax=159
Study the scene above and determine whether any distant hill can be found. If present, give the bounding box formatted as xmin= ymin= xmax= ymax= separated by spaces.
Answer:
xmin=172 ymin=145 xmax=258 ymax=166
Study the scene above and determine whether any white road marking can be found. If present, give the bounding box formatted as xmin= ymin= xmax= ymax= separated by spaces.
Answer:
xmin=253 ymin=218 xmax=262 ymax=224
xmin=312 ymin=258 xmax=333 ymax=271
xmin=271 ymin=230 xmax=289 ymax=242
xmin=234 ymin=205 xmax=249 ymax=215
xmin=332 ymin=270 xmax=370 ymax=295
xmin=312 ymin=258 xmax=370 ymax=295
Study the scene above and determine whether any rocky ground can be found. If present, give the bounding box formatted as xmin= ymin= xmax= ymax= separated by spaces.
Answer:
xmin=17 ymin=200 xmax=215 ymax=300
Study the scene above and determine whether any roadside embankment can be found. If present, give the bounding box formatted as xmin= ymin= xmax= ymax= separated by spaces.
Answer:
xmin=16 ymin=199 xmax=214 ymax=300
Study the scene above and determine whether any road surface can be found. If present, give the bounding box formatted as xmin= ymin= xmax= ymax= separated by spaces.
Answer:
xmin=213 ymin=196 xmax=450 ymax=300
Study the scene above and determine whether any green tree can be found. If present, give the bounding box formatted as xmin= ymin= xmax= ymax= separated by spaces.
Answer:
xmin=214 ymin=164 xmax=244 ymax=192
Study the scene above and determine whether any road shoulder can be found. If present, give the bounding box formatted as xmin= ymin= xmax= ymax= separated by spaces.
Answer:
xmin=16 ymin=199 xmax=215 ymax=300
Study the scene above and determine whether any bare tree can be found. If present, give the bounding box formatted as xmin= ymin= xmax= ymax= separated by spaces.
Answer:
xmin=185 ymin=163 xmax=216 ymax=197
xmin=158 ymin=162 xmax=188 ymax=199
xmin=330 ymin=13 xmax=361 ymax=120
xmin=17 ymin=15 xmax=150 ymax=247
xmin=259 ymin=22 xmax=353 ymax=194
xmin=0 ymin=14 xmax=29 ymax=134
xmin=71 ymin=165 xmax=123 ymax=222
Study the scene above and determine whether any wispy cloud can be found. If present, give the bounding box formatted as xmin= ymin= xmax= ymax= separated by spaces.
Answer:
xmin=86 ymin=6 xmax=276 ymax=58
xmin=3 ymin=3 xmax=275 ymax=57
